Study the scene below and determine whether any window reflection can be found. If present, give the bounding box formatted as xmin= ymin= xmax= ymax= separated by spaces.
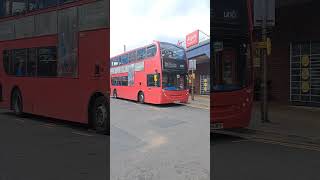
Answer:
xmin=0 ymin=0 xmax=77 ymax=17
xmin=12 ymin=0 xmax=27 ymax=15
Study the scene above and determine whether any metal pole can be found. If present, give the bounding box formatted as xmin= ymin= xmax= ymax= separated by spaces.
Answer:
xmin=261 ymin=0 xmax=269 ymax=123
xmin=124 ymin=45 xmax=126 ymax=52
xmin=192 ymin=69 xmax=195 ymax=101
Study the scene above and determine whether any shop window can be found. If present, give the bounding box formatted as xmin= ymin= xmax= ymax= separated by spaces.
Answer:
xmin=13 ymin=49 xmax=27 ymax=76
xmin=147 ymin=73 xmax=160 ymax=87
xmin=37 ymin=47 xmax=57 ymax=77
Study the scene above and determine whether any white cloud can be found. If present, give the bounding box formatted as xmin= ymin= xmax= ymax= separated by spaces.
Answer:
xmin=110 ymin=0 xmax=210 ymax=56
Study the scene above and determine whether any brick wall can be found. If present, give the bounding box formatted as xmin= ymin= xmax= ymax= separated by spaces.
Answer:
xmin=264 ymin=1 xmax=320 ymax=103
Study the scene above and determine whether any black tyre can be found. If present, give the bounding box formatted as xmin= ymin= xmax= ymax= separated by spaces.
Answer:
xmin=138 ymin=92 xmax=144 ymax=104
xmin=12 ymin=90 xmax=23 ymax=116
xmin=91 ymin=96 xmax=109 ymax=135
xmin=113 ymin=90 xmax=117 ymax=99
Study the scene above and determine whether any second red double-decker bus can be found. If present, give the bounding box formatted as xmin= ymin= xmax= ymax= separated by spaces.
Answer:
xmin=0 ymin=0 xmax=109 ymax=133
xmin=110 ymin=41 xmax=189 ymax=104
xmin=211 ymin=0 xmax=254 ymax=130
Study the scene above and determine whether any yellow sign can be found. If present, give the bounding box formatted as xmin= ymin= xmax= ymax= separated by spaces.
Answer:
xmin=267 ymin=38 xmax=272 ymax=55
xmin=204 ymin=79 xmax=207 ymax=83
xmin=302 ymin=81 xmax=310 ymax=93
xmin=302 ymin=55 xmax=310 ymax=67
xmin=253 ymin=38 xmax=272 ymax=55
xmin=153 ymin=74 xmax=158 ymax=82
xmin=301 ymin=68 xmax=310 ymax=80
xmin=254 ymin=41 xmax=267 ymax=49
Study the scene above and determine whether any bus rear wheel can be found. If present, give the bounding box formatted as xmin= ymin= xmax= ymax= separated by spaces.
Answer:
xmin=92 ymin=96 xmax=109 ymax=134
xmin=113 ymin=90 xmax=117 ymax=99
xmin=12 ymin=90 xmax=23 ymax=116
xmin=138 ymin=92 xmax=144 ymax=104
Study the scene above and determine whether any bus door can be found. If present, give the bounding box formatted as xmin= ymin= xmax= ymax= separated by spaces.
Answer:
xmin=146 ymin=73 xmax=161 ymax=102
xmin=221 ymin=49 xmax=237 ymax=87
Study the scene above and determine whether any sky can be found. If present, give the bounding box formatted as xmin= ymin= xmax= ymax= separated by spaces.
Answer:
xmin=110 ymin=0 xmax=210 ymax=56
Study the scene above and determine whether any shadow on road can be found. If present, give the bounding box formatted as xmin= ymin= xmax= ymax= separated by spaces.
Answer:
xmin=1 ymin=111 xmax=100 ymax=135
xmin=211 ymin=133 xmax=244 ymax=145
xmin=112 ymin=97 xmax=186 ymax=108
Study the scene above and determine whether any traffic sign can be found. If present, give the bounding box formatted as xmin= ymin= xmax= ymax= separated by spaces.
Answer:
xmin=188 ymin=59 xmax=197 ymax=70
xmin=254 ymin=0 xmax=275 ymax=27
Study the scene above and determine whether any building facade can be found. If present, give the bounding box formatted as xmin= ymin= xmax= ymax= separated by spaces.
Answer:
xmin=256 ymin=0 xmax=320 ymax=107
xmin=186 ymin=39 xmax=210 ymax=95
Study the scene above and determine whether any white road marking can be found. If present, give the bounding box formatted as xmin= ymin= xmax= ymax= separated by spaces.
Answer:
xmin=72 ymin=131 xmax=94 ymax=137
xmin=248 ymin=137 xmax=320 ymax=152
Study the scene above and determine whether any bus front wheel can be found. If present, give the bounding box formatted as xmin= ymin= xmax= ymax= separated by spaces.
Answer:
xmin=12 ymin=89 xmax=23 ymax=116
xmin=92 ymin=96 xmax=109 ymax=135
xmin=138 ymin=92 xmax=144 ymax=104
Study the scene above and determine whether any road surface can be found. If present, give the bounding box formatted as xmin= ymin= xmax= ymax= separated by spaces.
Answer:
xmin=0 ymin=109 xmax=108 ymax=180
xmin=111 ymin=98 xmax=210 ymax=180
xmin=212 ymin=133 xmax=320 ymax=180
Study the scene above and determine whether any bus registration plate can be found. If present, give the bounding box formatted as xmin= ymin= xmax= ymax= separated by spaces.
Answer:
xmin=212 ymin=123 xmax=224 ymax=130
xmin=174 ymin=101 xmax=181 ymax=103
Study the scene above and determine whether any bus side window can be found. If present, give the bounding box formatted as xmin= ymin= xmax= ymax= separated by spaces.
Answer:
xmin=146 ymin=45 xmax=157 ymax=58
xmin=137 ymin=48 xmax=146 ymax=60
xmin=129 ymin=51 xmax=137 ymax=63
xmin=13 ymin=49 xmax=27 ymax=76
xmin=3 ymin=50 xmax=11 ymax=75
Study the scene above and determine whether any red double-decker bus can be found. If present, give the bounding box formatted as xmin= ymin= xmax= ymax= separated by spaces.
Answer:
xmin=110 ymin=41 xmax=189 ymax=104
xmin=211 ymin=0 xmax=254 ymax=130
xmin=0 ymin=0 xmax=109 ymax=133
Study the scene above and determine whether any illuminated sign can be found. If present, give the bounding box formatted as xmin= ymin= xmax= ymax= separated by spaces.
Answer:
xmin=186 ymin=30 xmax=199 ymax=48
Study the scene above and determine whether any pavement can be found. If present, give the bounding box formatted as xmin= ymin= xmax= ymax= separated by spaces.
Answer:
xmin=186 ymin=96 xmax=320 ymax=147
xmin=110 ymin=98 xmax=210 ymax=180
xmin=217 ymin=102 xmax=320 ymax=146
xmin=185 ymin=95 xmax=210 ymax=110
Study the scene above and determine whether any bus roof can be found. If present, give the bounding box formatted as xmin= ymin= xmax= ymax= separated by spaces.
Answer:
xmin=110 ymin=41 xmax=185 ymax=60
